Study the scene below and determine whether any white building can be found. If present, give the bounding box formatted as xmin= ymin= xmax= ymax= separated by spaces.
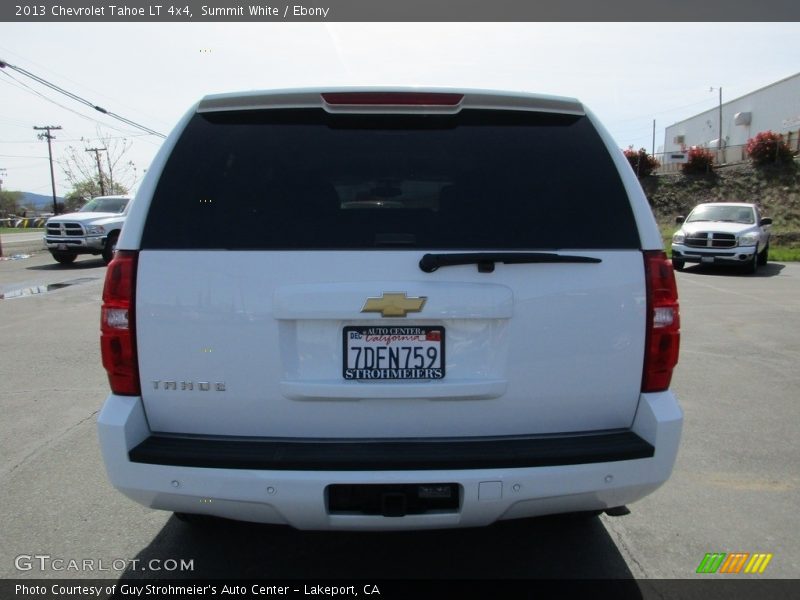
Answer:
xmin=663 ymin=72 xmax=800 ymax=166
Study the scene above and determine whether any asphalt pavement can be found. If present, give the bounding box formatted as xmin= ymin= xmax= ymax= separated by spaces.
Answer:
xmin=0 ymin=252 xmax=798 ymax=585
xmin=0 ymin=230 xmax=46 ymax=256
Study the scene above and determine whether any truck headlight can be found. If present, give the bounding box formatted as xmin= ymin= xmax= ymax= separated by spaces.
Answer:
xmin=738 ymin=232 xmax=759 ymax=247
xmin=672 ymin=232 xmax=685 ymax=244
xmin=87 ymin=225 xmax=105 ymax=235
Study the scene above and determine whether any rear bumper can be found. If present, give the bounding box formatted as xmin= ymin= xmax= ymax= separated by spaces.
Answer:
xmin=97 ymin=392 xmax=682 ymax=530
xmin=129 ymin=430 xmax=655 ymax=471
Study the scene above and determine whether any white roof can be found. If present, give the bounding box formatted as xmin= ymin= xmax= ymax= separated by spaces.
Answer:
xmin=695 ymin=202 xmax=756 ymax=208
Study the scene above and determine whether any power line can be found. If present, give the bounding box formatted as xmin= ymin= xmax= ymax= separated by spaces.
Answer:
xmin=0 ymin=43 xmax=174 ymax=129
xmin=0 ymin=69 xmax=157 ymax=140
xmin=0 ymin=115 xmax=37 ymax=129
xmin=0 ymin=58 xmax=166 ymax=139
xmin=1 ymin=163 xmax=47 ymax=171
xmin=0 ymin=74 xmax=164 ymax=154
xmin=612 ymin=97 xmax=720 ymax=126
xmin=0 ymin=154 xmax=49 ymax=159
xmin=1 ymin=137 xmax=131 ymax=144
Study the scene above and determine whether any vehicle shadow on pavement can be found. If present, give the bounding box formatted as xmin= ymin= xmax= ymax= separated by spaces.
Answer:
xmin=680 ymin=262 xmax=785 ymax=278
xmin=117 ymin=514 xmax=637 ymax=580
xmin=25 ymin=258 xmax=106 ymax=271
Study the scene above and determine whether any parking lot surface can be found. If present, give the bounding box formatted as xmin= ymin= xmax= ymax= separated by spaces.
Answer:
xmin=0 ymin=231 xmax=45 ymax=257
xmin=1 ymin=253 xmax=798 ymax=581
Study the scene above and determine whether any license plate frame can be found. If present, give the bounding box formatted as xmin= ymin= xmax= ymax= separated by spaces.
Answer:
xmin=701 ymin=256 xmax=714 ymax=264
xmin=343 ymin=325 xmax=445 ymax=381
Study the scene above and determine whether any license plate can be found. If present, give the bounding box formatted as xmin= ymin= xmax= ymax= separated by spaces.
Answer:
xmin=58 ymin=244 xmax=68 ymax=251
xmin=701 ymin=256 xmax=714 ymax=264
xmin=343 ymin=326 xmax=445 ymax=380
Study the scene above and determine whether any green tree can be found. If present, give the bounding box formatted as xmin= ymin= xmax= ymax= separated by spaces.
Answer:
xmin=64 ymin=179 xmax=127 ymax=212
xmin=0 ymin=190 xmax=22 ymax=218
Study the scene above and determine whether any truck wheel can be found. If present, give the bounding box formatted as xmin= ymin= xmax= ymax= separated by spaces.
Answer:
xmin=51 ymin=251 xmax=77 ymax=265
xmin=743 ymin=251 xmax=758 ymax=275
xmin=102 ymin=232 xmax=119 ymax=265
xmin=758 ymin=243 xmax=769 ymax=266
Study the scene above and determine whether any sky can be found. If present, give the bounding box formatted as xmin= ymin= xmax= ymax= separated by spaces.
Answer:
xmin=1 ymin=22 xmax=799 ymax=198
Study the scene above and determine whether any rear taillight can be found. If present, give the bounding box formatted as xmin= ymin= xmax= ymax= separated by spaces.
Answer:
xmin=642 ymin=250 xmax=680 ymax=392
xmin=101 ymin=250 xmax=140 ymax=395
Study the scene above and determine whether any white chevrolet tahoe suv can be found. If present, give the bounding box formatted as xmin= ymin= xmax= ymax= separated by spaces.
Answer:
xmin=671 ymin=202 xmax=772 ymax=274
xmin=44 ymin=195 xmax=130 ymax=265
xmin=97 ymin=89 xmax=682 ymax=530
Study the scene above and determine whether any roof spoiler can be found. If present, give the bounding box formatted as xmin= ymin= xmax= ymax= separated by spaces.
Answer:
xmin=197 ymin=88 xmax=585 ymax=116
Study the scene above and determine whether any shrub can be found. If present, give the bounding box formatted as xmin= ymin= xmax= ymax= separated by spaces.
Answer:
xmin=681 ymin=147 xmax=715 ymax=174
xmin=746 ymin=131 xmax=794 ymax=166
xmin=623 ymin=147 xmax=660 ymax=177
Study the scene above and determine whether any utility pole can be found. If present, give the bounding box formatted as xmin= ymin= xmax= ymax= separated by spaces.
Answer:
xmin=85 ymin=147 xmax=107 ymax=196
xmin=718 ymin=87 xmax=723 ymax=163
xmin=709 ymin=86 xmax=723 ymax=163
xmin=0 ymin=167 xmax=5 ymax=256
xmin=652 ymin=119 xmax=656 ymax=158
xmin=34 ymin=125 xmax=62 ymax=215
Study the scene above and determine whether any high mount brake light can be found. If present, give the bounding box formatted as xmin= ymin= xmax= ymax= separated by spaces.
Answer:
xmin=321 ymin=92 xmax=464 ymax=106
xmin=101 ymin=250 xmax=140 ymax=395
xmin=642 ymin=251 xmax=680 ymax=392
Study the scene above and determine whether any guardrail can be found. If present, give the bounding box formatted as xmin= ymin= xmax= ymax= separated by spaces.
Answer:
xmin=0 ymin=217 xmax=47 ymax=228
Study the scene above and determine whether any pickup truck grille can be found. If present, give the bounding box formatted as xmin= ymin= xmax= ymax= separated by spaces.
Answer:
xmin=685 ymin=232 xmax=736 ymax=248
xmin=46 ymin=222 xmax=84 ymax=237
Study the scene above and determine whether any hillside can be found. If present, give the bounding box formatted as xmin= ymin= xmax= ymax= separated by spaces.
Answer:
xmin=19 ymin=191 xmax=65 ymax=213
xmin=642 ymin=162 xmax=800 ymax=247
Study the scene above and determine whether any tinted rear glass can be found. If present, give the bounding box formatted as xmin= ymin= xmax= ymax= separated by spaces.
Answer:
xmin=142 ymin=109 xmax=639 ymax=250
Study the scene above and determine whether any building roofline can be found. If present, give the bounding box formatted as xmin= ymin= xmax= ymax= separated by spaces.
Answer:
xmin=665 ymin=71 xmax=800 ymax=130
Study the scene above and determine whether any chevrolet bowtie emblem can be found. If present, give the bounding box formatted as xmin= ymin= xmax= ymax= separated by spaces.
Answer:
xmin=361 ymin=292 xmax=427 ymax=318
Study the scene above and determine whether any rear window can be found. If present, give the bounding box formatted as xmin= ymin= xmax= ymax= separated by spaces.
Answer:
xmin=142 ymin=109 xmax=640 ymax=250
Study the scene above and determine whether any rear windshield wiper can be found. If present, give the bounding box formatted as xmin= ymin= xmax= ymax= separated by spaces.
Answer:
xmin=419 ymin=252 xmax=602 ymax=273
